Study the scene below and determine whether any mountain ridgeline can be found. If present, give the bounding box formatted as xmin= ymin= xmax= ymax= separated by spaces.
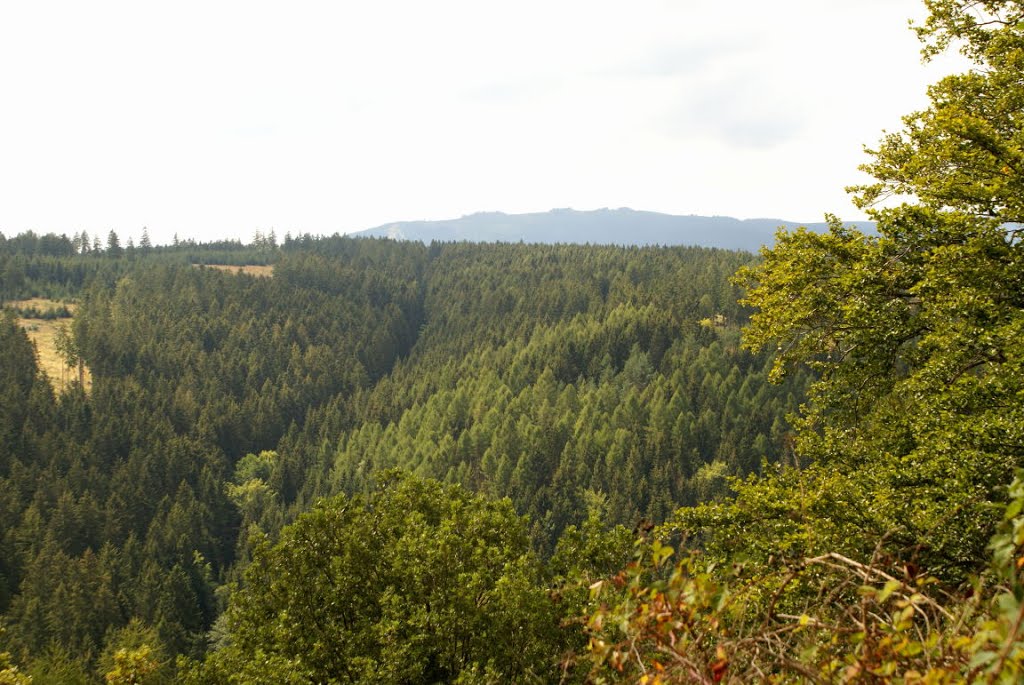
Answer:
xmin=351 ymin=207 xmax=876 ymax=251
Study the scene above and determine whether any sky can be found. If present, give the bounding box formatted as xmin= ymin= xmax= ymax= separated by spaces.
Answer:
xmin=0 ymin=1 xmax=964 ymax=246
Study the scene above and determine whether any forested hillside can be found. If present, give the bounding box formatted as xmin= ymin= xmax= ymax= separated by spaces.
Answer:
xmin=0 ymin=234 xmax=805 ymax=681
xmin=3 ymin=1 xmax=1023 ymax=682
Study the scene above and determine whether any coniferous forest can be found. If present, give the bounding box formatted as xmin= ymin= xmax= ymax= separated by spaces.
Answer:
xmin=3 ymin=1 xmax=1024 ymax=682
xmin=0 ymin=234 xmax=805 ymax=682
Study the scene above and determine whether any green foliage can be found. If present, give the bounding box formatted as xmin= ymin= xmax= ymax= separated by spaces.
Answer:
xmin=0 ymin=658 xmax=31 ymax=685
xmin=585 ymin=471 xmax=1024 ymax=684
xmin=232 ymin=451 xmax=275 ymax=484
xmin=858 ymin=0 xmax=1024 ymax=221
xmin=0 ymin=639 xmax=30 ymax=685
xmin=26 ymin=646 xmax=93 ymax=685
xmin=582 ymin=1 xmax=1024 ymax=682
xmin=194 ymin=474 xmax=568 ymax=683
xmin=97 ymin=620 xmax=170 ymax=685
xmin=731 ymin=52 xmax=1024 ymax=578
xmin=103 ymin=646 xmax=159 ymax=685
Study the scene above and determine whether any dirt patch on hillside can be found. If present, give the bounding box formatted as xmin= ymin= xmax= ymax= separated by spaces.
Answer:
xmin=197 ymin=264 xmax=274 ymax=277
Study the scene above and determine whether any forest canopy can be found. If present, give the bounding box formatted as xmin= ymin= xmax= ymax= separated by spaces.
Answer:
xmin=0 ymin=234 xmax=801 ymax=682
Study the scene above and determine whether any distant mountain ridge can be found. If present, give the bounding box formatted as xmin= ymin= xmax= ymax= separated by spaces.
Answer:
xmin=350 ymin=208 xmax=875 ymax=252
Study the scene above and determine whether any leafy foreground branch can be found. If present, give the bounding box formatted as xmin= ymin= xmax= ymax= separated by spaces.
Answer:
xmin=581 ymin=2 xmax=1024 ymax=681
xmin=584 ymin=474 xmax=1024 ymax=684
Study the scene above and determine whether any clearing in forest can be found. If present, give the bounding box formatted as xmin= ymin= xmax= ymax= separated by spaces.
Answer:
xmin=197 ymin=264 xmax=274 ymax=277
xmin=5 ymin=298 xmax=92 ymax=393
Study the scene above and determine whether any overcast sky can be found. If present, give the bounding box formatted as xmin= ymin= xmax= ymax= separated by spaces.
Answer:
xmin=0 ymin=1 xmax=963 ymax=246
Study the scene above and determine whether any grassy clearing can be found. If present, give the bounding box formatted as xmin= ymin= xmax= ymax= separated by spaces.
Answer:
xmin=5 ymin=299 xmax=91 ymax=393
xmin=5 ymin=297 xmax=78 ymax=316
xmin=197 ymin=264 xmax=274 ymax=277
